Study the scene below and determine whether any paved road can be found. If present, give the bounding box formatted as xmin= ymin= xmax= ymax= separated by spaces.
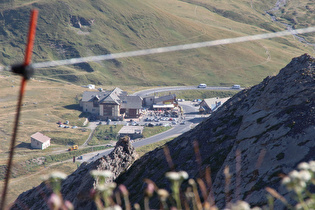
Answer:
xmin=80 ymin=101 xmax=208 ymax=163
xmin=79 ymin=85 xmax=232 ymax=163
xmin=132 ymin=86 xmax=240 ymax=97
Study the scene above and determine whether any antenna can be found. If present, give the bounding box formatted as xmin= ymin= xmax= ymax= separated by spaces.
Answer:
xmin=0 ymin=9 xmax=38 ymax=209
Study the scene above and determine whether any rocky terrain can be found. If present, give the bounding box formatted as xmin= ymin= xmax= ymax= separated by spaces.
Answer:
xmin=11 ymin=54 xmax=315 ymax=209
xmin=115 ymin=53 xmax=315 ymax=209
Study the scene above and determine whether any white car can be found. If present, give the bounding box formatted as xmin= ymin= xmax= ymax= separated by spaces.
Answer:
xmin=232 ymin=84 xmax=241 ymax=89
xmin=198 ymin=84 xmax=207 ymax=88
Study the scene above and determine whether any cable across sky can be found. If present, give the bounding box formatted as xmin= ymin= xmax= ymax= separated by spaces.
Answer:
xmin=1 ymin=26 xmax=315 ymax=71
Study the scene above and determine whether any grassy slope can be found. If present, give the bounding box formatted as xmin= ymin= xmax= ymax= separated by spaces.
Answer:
xmin=0 ymin=0 xmax=314 ymax=204
xmin=0 ymin=75 xmax=91 ymax=155
xmin=0 ymin=0 xmax=313 ymax=87
xmin=268 ymin=0 xmax=315 ymax=43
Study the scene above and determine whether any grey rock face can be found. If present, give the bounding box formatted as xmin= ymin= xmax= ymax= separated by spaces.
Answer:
xmin=11 ymin=136 xmax=138 ymax=210
xmin=116 ymin=54 xmax=315 ymax=209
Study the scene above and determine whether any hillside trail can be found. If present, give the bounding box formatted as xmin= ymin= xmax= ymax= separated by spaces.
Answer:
xmin=82 ymin=121 xmax=99 ymax=146
xmin=6 ymin=159 xmax=72 ymax=186
xmin=265 ymin=0 xmax=315 ymax=53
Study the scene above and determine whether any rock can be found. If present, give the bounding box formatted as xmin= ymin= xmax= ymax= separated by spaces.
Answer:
xmin=70 ymin=16 xmax=94 ymax=28
xmin=115 ymin=54 xmax=315 ymax=209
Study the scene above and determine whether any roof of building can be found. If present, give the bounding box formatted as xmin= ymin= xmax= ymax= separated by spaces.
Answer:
xmin=81 ymin=88 xmax=142 ymax=106
xmin=201 ymin=97 xmax=230 ymax=109
xmin=100 ymin=94 xmax=120 ymax=105
xmin=120 ymin=96 xmax=143 ymax=109
xmin=118 ymin=126 xmax=144 ymax=134
xmin=31 ymin=132 xmax=51 ymax=143
xmin=154 ymin=94 xmax=176 ymax=103
xmin=81 ymin=91 xmax=111 ymax=102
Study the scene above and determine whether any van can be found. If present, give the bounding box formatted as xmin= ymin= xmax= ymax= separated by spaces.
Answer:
xmin=232 ymin=84 xmax=241 ymax=89
xmin=198 ymin=84 xmax=207 ymax=88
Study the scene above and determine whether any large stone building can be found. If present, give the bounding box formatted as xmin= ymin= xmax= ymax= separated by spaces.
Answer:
xmin=80 ymin=88 xmax=143 ymax=120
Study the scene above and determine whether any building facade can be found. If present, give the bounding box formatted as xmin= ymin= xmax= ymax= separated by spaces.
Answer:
xmin=80 ymin=88 xmax=143 ymax=120
xmin=31 ymin=132 xmax=51 ymax=150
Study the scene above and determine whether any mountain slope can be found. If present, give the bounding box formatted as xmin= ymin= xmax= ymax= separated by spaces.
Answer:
xmin=12 ymin=54 xmax=315 ymax=209
xmin=0 ymin=0 xmax=313 ymax=86
xmin=115 ymin=53 xmax=315 ymax=209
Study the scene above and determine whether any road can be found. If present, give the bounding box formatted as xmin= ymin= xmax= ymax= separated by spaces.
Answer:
xmin=79 ymin=86 xmax=239 ymax=162
xmin=80 ymin=101 xmax=208 ymax=163
xmin=132 ymin=86 xmax=240 ymax=97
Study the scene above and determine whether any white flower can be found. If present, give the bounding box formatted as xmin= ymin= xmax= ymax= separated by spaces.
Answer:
xmin=289 ymin=170 xmax=300 ymax=180
xmin=165 ymin=171 xmax=189 ymax=182
xmin=308 ymin=161 xmax=315 ymax=172
xmin=298 ymin=162 xmax=309 ymax=170
xmin=49 ymin=171 xmax=67 ymax=180
xmin=41 ymin=171 xmax=67 ymax=181
xmin=230 ymin=200 xmax=250 ymax=210
xmin=281 ymin=176 xmax=291 ymax=185
xmin=104 ymin=205 xmax=122 ymax=210
xmin=299 ymin=170 xmax=311 ymax=182
xmin=90 ymin=170 xmax=114 ymax=178
xmin=157 ymin=189 xmax=169 ymax=201
xmin=165 ymin=172 xmax=181 ymax=181
xmin=179 ymin=171 xmax=189 ymax=180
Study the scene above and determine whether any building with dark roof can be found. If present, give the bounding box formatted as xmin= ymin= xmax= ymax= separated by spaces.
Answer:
xmin=80 ymin=88 xmax=142 ymax=120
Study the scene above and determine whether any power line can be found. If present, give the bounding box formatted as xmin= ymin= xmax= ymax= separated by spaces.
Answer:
xmin=31 ymin=26 xmax=315 ymax=69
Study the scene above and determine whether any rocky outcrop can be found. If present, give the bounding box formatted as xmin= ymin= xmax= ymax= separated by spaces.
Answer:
xmin=115 ymin=54 xmax=315 ymax=209
xmin=11 ymin=136 xmax=138 ymax=210
xmin=70 ymin=16 xmax=94 ymax=28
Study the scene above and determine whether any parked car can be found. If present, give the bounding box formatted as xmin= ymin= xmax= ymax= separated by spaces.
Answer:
xmin=198 ymin=84 xmax=207 ymax=88
xmin=232 ymin=84 xmax=241 ymax=89
xmin=131 ymin=122 xmax=138 ymax=126
xmin=148 ymin=123 xmax=155 ymax=127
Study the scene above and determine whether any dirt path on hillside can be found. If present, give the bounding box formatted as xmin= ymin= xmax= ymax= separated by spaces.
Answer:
xmin=81 ymin=121 xmax=98 ymax=146
xmin=8 ymin=160 xmax=72 ymax=185
xmin=265 ymin=0 xmax=315 ymax=52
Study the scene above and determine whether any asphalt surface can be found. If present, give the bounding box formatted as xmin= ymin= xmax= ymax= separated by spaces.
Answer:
xmin=78 ymin=85 xmax=240 ymax=163
xmin=79 ymin=101 xmax=208 ymax=163
xmin=132 ymin=85 xmax=239 ymax=97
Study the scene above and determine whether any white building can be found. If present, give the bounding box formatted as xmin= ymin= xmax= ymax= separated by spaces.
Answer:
xmin=31 ymin=132 xmax=51 ymax=150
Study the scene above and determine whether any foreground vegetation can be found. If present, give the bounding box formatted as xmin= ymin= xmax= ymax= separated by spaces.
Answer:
xmin=42 ymin=160 xmax=315 ymax=210
xmin=0 ymin=136 xmax=175 ymax=205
